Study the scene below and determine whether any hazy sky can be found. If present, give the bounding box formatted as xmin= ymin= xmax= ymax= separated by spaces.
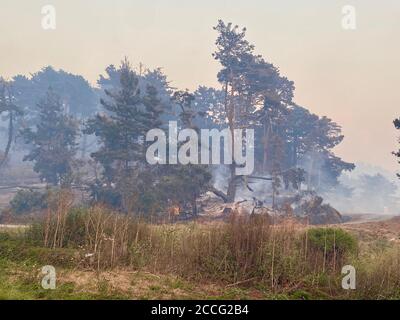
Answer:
xmin=1 ymin=0 xmax=399 ymax=172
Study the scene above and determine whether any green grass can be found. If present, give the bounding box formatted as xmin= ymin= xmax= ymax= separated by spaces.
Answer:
xmin=0 ymin=258 xmax=131 ymax=300
xmin=0 ymin=214 xmax=400 ymax=300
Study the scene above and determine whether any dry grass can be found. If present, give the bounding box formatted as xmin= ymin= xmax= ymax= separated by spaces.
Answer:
xmin=25 ymin=195 xmax=355 ymax=294
xmin=2 ymin=191 xmax=398 ymax=299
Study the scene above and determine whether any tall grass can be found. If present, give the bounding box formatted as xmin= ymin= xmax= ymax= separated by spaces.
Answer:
xmin=25 ymin=200 xmax=355 ymax=289
xmin=19 ymin=191 xmax=400 ymax=298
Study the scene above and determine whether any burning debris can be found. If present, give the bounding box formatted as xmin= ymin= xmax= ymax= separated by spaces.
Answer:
xmin=197 ymin=193 xmax=270 ymax=220
xmin=197 ymin=191 xmax=343 ymax=225
xmin=283 ymin=191 xmax=343 ymax=225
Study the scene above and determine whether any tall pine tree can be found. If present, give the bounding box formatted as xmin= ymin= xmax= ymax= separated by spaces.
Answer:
xmin=85 ymin=59 xmax=163 ymax=212
xmin=22 ymin=88 xmax=78 ymax=186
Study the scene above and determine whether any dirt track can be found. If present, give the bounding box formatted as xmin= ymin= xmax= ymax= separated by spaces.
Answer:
xmin=341 ymin=214 xmax=400 ymax=243
xmin=344 ymin=213 xmax=399 ymax=224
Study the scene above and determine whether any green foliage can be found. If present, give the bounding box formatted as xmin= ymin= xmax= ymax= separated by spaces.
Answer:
xmin=89 ymin=183 xmax=122 ymax=208
xmin=22 ymin=88 xmax=79 ymax=186
xmin=27 ymin=206 xmax=88 ymax=248
xmin=2 ymin=209 xmax=400 ymax=299
xmin=211 ymin=20 xmax=354 ymax=197
xmin=158 ymin=165 xmax=212 ymax=214
xmin=85 ymin=59 xmax=164 ymax=213
xmin=57 ymin=207 xmax=88 ymax=247
xmin=12 ymin=66 xmax=98 ymax=121
xmin=85 ymin=59 xmax=163 ymax=178
xmin=308 ymin=228 xmax=357 ymax=255
xmin=0 ymin=231 xmax=76 ymax=267
xmin=0 ymin=79 xmax=23 ymax=170
xmin=10 ymin=189 xmax=47 ymax=215
xmin=290 ymin=290 xmax=311 ymax=300
xmin=86 ymin=60 xmax=212 ymax=215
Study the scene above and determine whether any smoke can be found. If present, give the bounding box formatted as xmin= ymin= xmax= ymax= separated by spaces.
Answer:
xmin=323 ymin=163 xmax=400 ymax=214
xmin=212 ymin=152 xmax=400 ymax=216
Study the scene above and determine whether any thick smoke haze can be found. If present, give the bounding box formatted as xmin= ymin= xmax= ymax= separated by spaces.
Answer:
xmin=0 ymin=0 xmax=399 ymax=172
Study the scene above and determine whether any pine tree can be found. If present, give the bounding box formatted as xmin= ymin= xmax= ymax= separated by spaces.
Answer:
xmin=157 ymin=90 xmax=212 ymax=216
xmin=22 ymin=88 xmax=78 ymax=186
xmin=85 ymin=59 xmax=163 ymax=211
xmin=0 ymin=79 xmax=22 ymax=170
xmin=212 ymin=20 xmax=258 ymax=202
xmin=212 ymin=20 xmax=294 ymax=202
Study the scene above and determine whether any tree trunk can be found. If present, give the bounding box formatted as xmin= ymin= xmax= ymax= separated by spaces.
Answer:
xmin=226 ymin=163 xmax=237 ymax=202
xmin=191 ymin=195 xmax=198 ymax=216
xmin=0 ymin=111 xmax=13 ymax=170
xmin=81 ymin=134 xmax=88 ymax=159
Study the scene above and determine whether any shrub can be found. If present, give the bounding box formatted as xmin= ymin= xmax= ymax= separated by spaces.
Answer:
xmin=23 ymin=197 xmax=360 ymax=288
xmin=10 ymin=189 xmax=47 ymax=215
xmin=308 ymin=228 xmax=357 ymax=255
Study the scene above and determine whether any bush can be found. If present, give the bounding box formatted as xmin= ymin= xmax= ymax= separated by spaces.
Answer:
xmin=10 ymin=189 xmax=47 ymax=215
xmin=308 ymin=227 xmax=357 ymax=256
xmin=0 ymin=233 xmax=77 ymax=267
xmin=22 ymin=197 xmax=360 ymax=287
